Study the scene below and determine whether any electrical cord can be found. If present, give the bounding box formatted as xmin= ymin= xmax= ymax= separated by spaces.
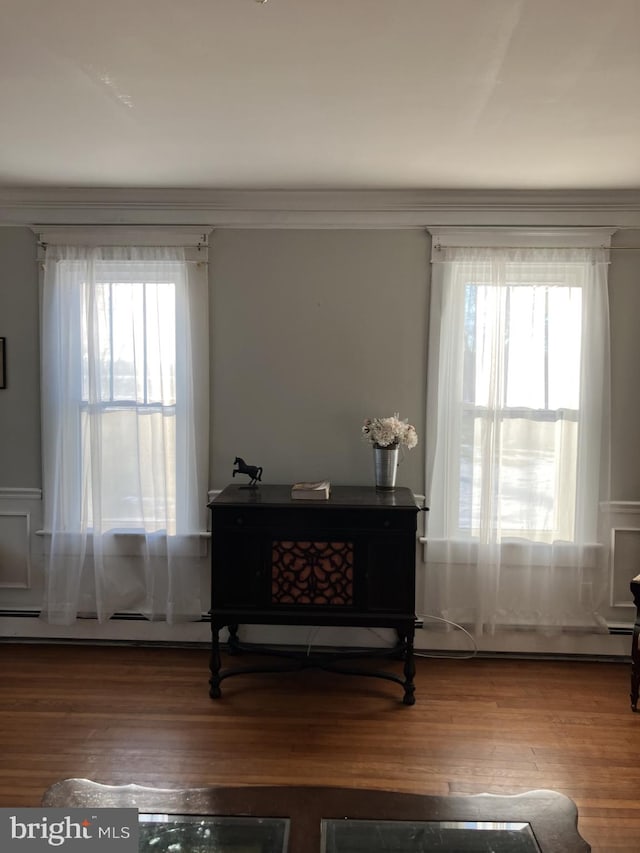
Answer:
xmin=412 ymin=614 xmax=478 ymax=660
xmin=303 ymin=616 xmax=478 ymax=660
xmin=366 ymin=617 xmax=478 ymax=660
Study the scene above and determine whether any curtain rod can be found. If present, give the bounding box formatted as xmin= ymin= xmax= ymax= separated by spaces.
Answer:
xmin=432 ymin=244 xmax=639 ymax=251
xmin=38 ymin=242 xmax=207 ymax=250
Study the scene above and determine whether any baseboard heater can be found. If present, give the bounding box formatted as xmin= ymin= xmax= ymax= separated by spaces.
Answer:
xmin=0 ymin=609 xmax=209 ymax=622
xmin=0 ymin=610 xmax=629 ymax=636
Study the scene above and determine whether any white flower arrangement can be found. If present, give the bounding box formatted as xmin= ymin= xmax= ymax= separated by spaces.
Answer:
xmin=362 ymin=413 xmax=418 ymax=449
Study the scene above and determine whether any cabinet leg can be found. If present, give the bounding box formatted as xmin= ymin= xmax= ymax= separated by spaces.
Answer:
xmin=227 ymin=623 xmax=240 ymax=655
xmin=402 ymin=630 xmax=416 ymax=706
xmin=631 ymin=623 xmax=639 ymax=712
xmin=209 ymin=627 xmax=222 ymax=699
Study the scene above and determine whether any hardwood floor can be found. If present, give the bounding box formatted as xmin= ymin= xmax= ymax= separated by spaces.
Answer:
xmin=1 ymin=642 xmax=638 ymax=852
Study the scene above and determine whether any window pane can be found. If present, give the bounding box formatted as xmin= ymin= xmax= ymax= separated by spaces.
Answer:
xmin=81 ymin=276 xmax=176 ymax=405
xmin=111 ymin=281 xmax=144 ymax=401
xmin=463 ymin=415 xmax=577 ymax=541
xmin=547 ymin=287 xmax=581 ymax=409
xmin=79 ymin=267 xmax=178 ymax=531
xmin=461 ymin=280 xmax=582 ymax=542
xmin=145 ymin=280 xmax=176 ymax=405
xmin=505 ymin=286 xmax=548 ymax=409
xmin=84 ymin=409 xmax=177 ymax=532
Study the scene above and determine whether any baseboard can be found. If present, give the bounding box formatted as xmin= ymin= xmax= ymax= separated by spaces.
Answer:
xmin=0 ymin=611 xmax=632 ymax=660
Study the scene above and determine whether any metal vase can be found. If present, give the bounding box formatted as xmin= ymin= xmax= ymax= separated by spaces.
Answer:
xmin=373 ymin=444 xmax=399 ymax=490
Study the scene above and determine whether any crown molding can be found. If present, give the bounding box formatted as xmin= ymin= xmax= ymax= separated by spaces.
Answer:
xmin=0 ymin=187 xmax=639 ymax=229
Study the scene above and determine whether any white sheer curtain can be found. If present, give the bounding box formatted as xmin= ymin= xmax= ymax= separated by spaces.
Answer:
xmin=41 ymin=243 xmax=209 ymax=624
xmin=424 ymin=234 xmax=611 ymax=635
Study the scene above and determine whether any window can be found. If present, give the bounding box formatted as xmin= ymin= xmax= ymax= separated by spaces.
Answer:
xmin=458 ymin=264 xmax=583 ymax=542
xmin=427 ymin=240 xmax=610 ymax=550
xmin=40 ymin=236 xmax=209 ymax=624
xmin=424 ymin=231 xmax=612 ymax=633
xmin=77 ymin=262 xmax=181 ymax=531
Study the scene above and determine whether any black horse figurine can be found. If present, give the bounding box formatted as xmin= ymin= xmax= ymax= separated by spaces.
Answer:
xmin=233 ymin=456 xmax=263 ymax=487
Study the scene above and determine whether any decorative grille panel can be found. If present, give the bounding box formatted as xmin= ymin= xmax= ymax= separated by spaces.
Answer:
xmin=271 ymin=540 xmax=354 ymax=606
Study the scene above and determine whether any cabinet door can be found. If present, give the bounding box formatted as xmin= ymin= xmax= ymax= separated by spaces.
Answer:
xmin=211 ymin=532 xmax=266 ymax=609
xmin=365 ymin=538 xmax=415 ymax=614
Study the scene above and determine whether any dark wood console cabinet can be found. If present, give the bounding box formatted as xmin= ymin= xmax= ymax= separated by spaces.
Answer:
xmin=208 ymin=484 xmax=420 ymax=704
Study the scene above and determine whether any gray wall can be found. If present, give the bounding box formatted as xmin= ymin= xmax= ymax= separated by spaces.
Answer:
xmin=209 ymin=229 xmax=429 ymax=495
xmin=0 ymin=228 xmax=40 ymax=487
xmin=609 ymin=230 xmax=640 ymax=499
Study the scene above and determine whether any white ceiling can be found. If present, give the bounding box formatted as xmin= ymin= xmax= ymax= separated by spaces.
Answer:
xmin=1 ymin=0 xmax=639 ymax=191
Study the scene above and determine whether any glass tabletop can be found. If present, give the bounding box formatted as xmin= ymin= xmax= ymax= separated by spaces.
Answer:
xmin=136 ymin=814 xmax=541 ymax=853
xmin=321 ymin=818 xmax=541 ymax=853
xmin=139 ymin=814 xmax=289 ymax=853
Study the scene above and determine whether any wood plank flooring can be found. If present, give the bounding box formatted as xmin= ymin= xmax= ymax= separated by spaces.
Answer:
xmin=1 ymin=643 xmax=638 ymax=852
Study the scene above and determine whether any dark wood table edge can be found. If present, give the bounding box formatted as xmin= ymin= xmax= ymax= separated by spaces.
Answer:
xmin=41 ymin=779 xmax=590 ymax=852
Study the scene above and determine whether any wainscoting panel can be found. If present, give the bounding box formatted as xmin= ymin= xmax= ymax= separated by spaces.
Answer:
xmin=0 ymin=512 xmax=31 ymax=588
xmin=610 ymin=527 xmax=640 ymax=607
xmin=606 ymin=502 xmax=640 ymax=621
xmin=0 ymin=488 xmax=43 ymax=610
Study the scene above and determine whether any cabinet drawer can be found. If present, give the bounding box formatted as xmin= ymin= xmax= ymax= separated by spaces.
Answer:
xmin=211 ymin=507 xmax=265 ymax=530
xmin=212 ymin=506 xmax=415 ymax=533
